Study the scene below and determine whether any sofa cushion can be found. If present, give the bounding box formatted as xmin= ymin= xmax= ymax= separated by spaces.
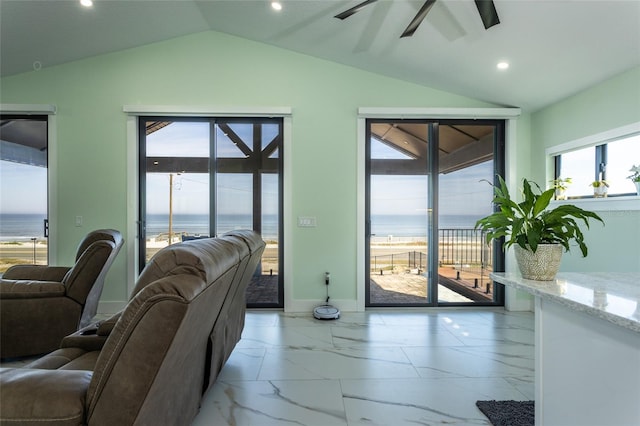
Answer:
xmin=1 ymin=265 xmax=70 ymax=282
xmin=25 ymin=348 xmax=89 ymax=370
xmin=25 ymin=348 xmax=100 ymax=372
xmin=0 ymin=279 xmax=66 ymax=299
xmin=131 ymin=237 xmax=240 ymax=297
xmin=0 ymin=368 xmax=91 ymax=426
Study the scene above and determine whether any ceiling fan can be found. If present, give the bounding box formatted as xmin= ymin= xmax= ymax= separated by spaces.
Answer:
xmin=335 ymin=0 xmax=500 ymax=38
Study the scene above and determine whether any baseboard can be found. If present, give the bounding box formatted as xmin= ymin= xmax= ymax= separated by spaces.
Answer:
xmin=285 ymin=299 xmax=360 ymax=313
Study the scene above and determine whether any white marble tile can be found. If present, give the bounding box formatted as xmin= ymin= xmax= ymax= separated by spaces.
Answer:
xmin=404 ymin=344 xmax=534 ymax=378
xmin=274 ymin=312 xmax=388 ymax=327
xmin=505 ymin=376 xmax=535 ymax=400
xmin=185 ymin=309 xmax=536 ymax=425
xmin=371 ymin=311 xmax=447 ymax=329
xmin=216 ymin=348 xmax=266 ymax=381
xmin=244 ymin=311 xmax=280 ymax=326
xmin=341 ymin=377 xmax=529 ymax=425
xmin=194 ymin=379 xmax=348 ymax=426
xmin=258 ymin=347 xmax=419 ymax=380
xmin=444 ymin=324 xmax=535 ymax=346
xmin=236 ymin=326 xmax=335 ymax=349
xmin=331 ymin=325 xmax=465 ymax=348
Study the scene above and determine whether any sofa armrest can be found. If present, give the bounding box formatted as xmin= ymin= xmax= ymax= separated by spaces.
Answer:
xmin=96 ymin=311 xmax=121 ymax=336
xmin=0 ymin=368 xmax=91 ymax=426
xmin=2 ymin=265 xmax=71 ymax=282
xmin=61 ymin=328 xmax=108 ymax=352
xmin=60 ymin=312 xmax=121 ymax=351
xmin=0 ymin=279 xmax=66 ymax=299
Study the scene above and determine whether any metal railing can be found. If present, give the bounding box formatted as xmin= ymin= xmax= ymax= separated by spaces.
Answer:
xmin=370 ymin=228 xmax=492 ymax=272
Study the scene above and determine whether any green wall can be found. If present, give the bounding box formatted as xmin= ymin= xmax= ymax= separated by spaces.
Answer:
xmin=531 ymin=67 xmax=640 ymax=272
xmin=0 ymin=31 xmax=497 ymax=306
xmin=2 ymin=30 xmax=637 ymax=308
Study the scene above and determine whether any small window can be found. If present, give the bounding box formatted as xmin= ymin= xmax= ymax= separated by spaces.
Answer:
xmin=606 ymin=134 xmax=640 ymax=194
xmin=555 ymin=146 xmax=595 ymax=198
xmin=554 ymin=132 xmax=640 ymax=198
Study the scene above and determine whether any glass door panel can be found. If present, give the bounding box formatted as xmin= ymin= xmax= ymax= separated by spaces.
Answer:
xmin=215 ymin=173 xmax=252 ymax=233
xmin=0 ymin=116 xmax=49 ymax=271
xmin=142 ymin=120 xmax=210 ymax=263
xmin=262 ymin=173 xmax=279 ymax=278
xmin=366 ymin=121 xmax=432 ymax=306
xmin=438 ymin=161 xmax=495 ymax=303
xmin=437 ymin=123 xmax=500 ymax=304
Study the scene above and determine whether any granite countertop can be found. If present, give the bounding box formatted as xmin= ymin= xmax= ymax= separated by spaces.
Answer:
xmin=491 ymin=272 xmax=640 ymax=333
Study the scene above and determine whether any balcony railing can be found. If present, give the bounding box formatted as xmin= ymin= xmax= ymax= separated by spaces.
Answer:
xmin=369 ymin=228 xmax=494 ymax=301
xmin=370 ymin=228 xmax=491 ymax=270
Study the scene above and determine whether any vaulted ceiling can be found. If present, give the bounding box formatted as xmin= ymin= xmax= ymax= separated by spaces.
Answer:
xmin=1 ymin=0 xmax=639 ymax=112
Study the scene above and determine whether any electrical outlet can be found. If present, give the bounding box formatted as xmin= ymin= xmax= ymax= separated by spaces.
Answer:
xmin=75 ymin=216 xmax=83 ymax=227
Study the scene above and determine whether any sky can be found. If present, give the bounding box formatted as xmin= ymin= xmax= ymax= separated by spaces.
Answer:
xmin=0 ymin=121 xmax=515 ymax=219
xmin=3 ymin=121 xmax=637 ymax=218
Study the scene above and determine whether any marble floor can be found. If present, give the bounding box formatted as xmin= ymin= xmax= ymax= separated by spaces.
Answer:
xmin=193 ymin=308 xmax=534 ymax=425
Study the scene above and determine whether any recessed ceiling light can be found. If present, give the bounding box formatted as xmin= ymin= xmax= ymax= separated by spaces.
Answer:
xmin=271 ymin=1 xmax=282 ymax=11
xmin=80 ymin=0 xmax=93 ymax=7
xmin=497 ymin=61 xmax=510 ymax=70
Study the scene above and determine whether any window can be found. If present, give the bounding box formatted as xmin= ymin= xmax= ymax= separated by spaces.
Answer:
xmin=554 ymin=132 xmax=640 ymax=198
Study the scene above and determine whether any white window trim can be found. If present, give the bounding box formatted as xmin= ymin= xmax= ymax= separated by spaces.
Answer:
xmin=124 ymin=106 xmax=292 ymax=308
xmin=0 ymin=104 xmax=57 ymax=264
xmin=545 ymin=121 xmax=640 ymax=211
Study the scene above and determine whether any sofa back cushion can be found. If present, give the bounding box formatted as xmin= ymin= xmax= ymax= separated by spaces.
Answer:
xmin=204 ymin=231 xmax=265 ymax=391
xmin=86 ymin=237 xmax=241 ymax=425
xmin=131 ymin=237 xmax=243 ymax=298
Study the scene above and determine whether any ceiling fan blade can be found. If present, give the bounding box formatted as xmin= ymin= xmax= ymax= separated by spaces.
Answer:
xmin=474 ymin=0 xmax=500 ymax=29
xmin=400 ymin=0 xmax=437 ymax=38
xmin=334 ymin=0 xmax=378 ymax=20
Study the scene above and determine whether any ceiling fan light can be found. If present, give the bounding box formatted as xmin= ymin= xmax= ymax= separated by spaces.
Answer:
xmin=271 ymin=1 xmax=283 ymax=11
xmin=80 ymin=0 xmax=93 ymax=7
xmin=497 ymin=61 xmax=509 ymax=70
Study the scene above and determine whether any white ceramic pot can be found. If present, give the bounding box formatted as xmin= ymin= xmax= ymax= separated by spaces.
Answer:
xmin=593 ymin=185 xmax=607 ymax=198
xmin=635 ymin=181 xmax=640 ymax=195
xmin=513 ymin=244 xmax=563 ymax=281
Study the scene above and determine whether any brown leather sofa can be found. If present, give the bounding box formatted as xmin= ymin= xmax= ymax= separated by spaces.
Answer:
xmin=0 ymin=230 xmax=265 ymax=426
xmin=0 ymin=229 xmax=124 ymax=359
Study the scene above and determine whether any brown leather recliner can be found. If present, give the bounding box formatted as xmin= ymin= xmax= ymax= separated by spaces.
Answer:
xmin=0 ymin=231 xmax=265 ymax=426
xmin=0 ymin=229 xmax=124 ymax=359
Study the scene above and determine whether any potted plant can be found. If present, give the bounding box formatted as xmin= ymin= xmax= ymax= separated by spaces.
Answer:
xmin=475 ymin=176 xmax=604 ymax=280
xmin=628 ymin=164 xmax=640 ymax=194
xmin=550 ymin=177 xmax=572 ymax=200
xmin=590 ymin=180 xmax=609 ymax=198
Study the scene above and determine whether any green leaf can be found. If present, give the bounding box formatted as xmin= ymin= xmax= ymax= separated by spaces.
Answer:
xmin=474 ymin=176 xmax=605 ymax=258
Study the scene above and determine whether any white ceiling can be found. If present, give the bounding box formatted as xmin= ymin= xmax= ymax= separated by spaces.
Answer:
xmin=1 ymin=0 xmax=639 ymax=111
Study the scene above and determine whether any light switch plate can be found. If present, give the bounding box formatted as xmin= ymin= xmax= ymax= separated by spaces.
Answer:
xmin=298 ymin=216 xmax=317 ymax=227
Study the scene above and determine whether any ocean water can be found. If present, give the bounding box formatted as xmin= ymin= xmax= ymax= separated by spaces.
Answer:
xmin=0 ymin=214 xmax=48 ymax=241
xmin=0 ymin=213 xmax=480 ymax=241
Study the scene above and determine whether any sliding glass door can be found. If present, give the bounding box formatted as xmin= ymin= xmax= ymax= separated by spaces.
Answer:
xmin=139 ymin=117 xmax=283 ymax=308
xmin=366 ymin=119 xmax=504 ymax=307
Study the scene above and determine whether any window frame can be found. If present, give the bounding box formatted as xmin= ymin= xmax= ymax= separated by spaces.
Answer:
xmin=0 ymin=104 xmax=57 ymax=263
xmin=546 ymin=121 xmax=640 ymax=211
xmin=125 ymin=106 xmax=292 ymax=308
